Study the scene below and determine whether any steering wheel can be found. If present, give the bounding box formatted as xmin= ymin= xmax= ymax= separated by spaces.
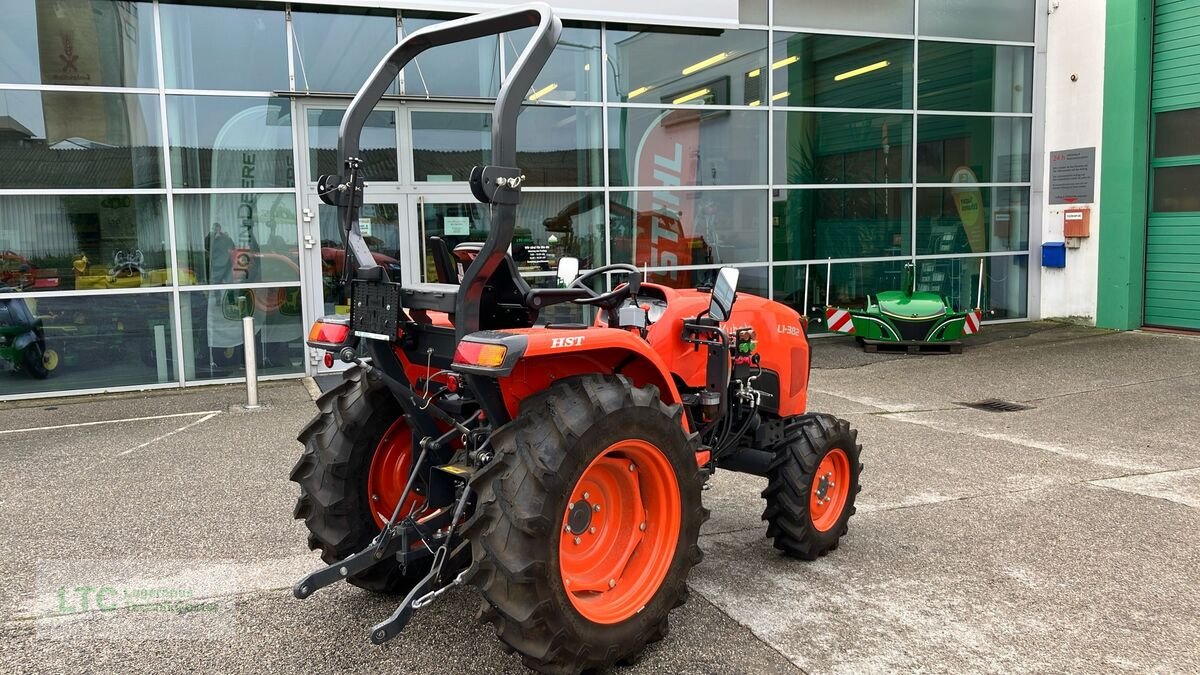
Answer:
xmin=569 ymin=263 xmax=641 ymax=307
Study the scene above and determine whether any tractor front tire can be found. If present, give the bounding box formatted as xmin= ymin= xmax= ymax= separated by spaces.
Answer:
xmin=762 ymin=414 xmax=862 ymax=560
xmin=23 ymin=343 xmax=50 ymax=379
xmin=463 ymin=375 xmax=707 ymax=674
xmin=290 ymin=365 xmax=431 ymax=594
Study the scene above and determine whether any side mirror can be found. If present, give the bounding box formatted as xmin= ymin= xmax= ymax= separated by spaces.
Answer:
xmin=556 ymin=256 xmax=580 ymax=288
xmin=709 ymin=267 xmax=739 ymax=322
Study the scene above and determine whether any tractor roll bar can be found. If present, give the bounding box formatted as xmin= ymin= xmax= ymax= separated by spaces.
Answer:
xmin=333 ymin=3 xmax=562 ymax=338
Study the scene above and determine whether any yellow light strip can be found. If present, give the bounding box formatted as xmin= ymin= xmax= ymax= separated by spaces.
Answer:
xmin=833 ymin=60 xmax=890 ymax=82
xmin=527 ymin=83 xmax=559 ymax=101
xmin=747 ymin=68 xmax=761 ymax=78
xmin=672 ymin=88 xmax=711 ymax=105
xmin=771 ymin=90 xmax=789 ymax=101
xmin=681 ymin=52 xmax=729 ymax=75
xmin=772 ymin=55 xmax=799 ymax=69
xmin=627 ymin=85 xmax=652 ymax=100
xmin=748 ymin=100 xmax=761 ymax=106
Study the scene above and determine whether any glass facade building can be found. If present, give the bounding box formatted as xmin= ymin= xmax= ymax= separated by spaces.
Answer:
xmin=0 ymin=0 xmax=1038 ymax=398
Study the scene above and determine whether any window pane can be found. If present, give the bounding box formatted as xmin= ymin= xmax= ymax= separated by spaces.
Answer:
xmin=3 ymin=292 xmax=176 ymax=395
xmin=411 ymin=110 xmax=490 ymax=182
xmin=160 ymin=3 xmax=288 ymax=91
xmin=771 ymin=34 xmax=912 ymax=109
xmin=292 ymin=9 xmax=397 ymax=94
xmin=609 ymin=108 xmax=768 ymax=187
xmin=0 ymin=1 xmax=157 ymax=87
xmin=308 ymin=108 xmax=398 ymax=182
xmin=774 ymin=111 xmax=912 ymax=184
xmin=774 ymin=0 xmax=914 ymax=35
xmin=0 ymin=195 xmax=168 ymax=292
xmin=915 ymin=255 xmax=1029 ymax=319
xmin=1153 ymin=165 xmax=1200 ymax=213
xmin=610 ymin=189 xmax=768 ymax=267
xmin=167 ymin=96 xmax=294 ymax=189
xmin=503 ymin=25 xmax=602 ymax=103
xmin=916 ymin=186 xmax=1029 ymax=254
xmin=916 ymin=115 xmax=1031 ymax=183
xmin=605 ymin=26 xmax=767 ymax=105
xmin=402 ymin=14 xmax=500 ymax=98
xmin=1154 ymin=108 xmax=1200 ymax=159
xmin=918 ymin=43 xmax=1033 ymax=113
xmin=776 ymin=259 xmax=910 ymax=328
xmin=317 ymin=203 xmax=403 ymax=314
xmin=919 ymin=0 xmax=1035 ymax=42
xmin=773 ymin=188 xmax=911 ymax=261
xmin=0 ymin=90 xmax=162 ymax=189
xmin=181 ymin=287 xmax=304 ymax=381
xmin=518 ymin=192 xmax=609 ymax=269
xmin=518 ymin=106 xmax=604 ymax=187
xmin=173 ymin=193 xmax=298 ymax=286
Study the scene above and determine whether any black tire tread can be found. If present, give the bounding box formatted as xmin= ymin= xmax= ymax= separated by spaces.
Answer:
xmin=462 ymin=374 xmax=708 ymax=674
xmin=761 ymin=413 xmax=863 ymax=560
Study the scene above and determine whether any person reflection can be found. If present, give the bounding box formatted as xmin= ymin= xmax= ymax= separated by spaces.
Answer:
xmin=206 ymin=223 xmax=234 ymax=284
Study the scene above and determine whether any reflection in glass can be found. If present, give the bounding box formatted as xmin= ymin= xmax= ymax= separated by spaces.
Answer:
xmin=181 ymin=287 xmax=304 ymax=381
xmin=775 ymin=259 xmax=909 ymax=326
xmin=504 ymin=25 xmax=602 ymax=103
xmin=916 ymin=116 xmax=1031 ymax=183
xmin=919 ymin=0 xmax=1035 ymax=42
xmin=773 ymin=188 xmax=911 ymax=262
xmin=609 ymin=108 xmax=767 ymax=187
xmin=308 ymin=109 xmax=398 ymax=182
xmin=417 ymin=201 xmax=492 ymax=282
xmin=517 ymin=107 xmax=604 ymax=187
xmin=917 ymin=255 xmax=1028 ymax=320
xmin=173 ymin=194 xmax=299 ymax=286
xmin=411 ymin=110 xmax=491 ymax=182
xmin=2 ymin=292 xmax=176 ymax=395
xmin=774 ymin=111 xmax=912 ymax=185
xmin=1152 ymin=166 xmax=1200 ymax=213
xmin=605 ymin=27 xmax=767 ymax=105
xmin=317 ymin=204 xmax=402 ymax=315
xmin=0 ymin=1 xmax=157 ymax=87
xmin=774 ymin=0 xmax=914 ymax=35
xmin=0 ymin=195 xmax=168 ymax=291
xmin=160 ymin=3 xmax=288 ymax=91
xmin=402 ymin=14 xmax=500 ymax=98
xmin=0 ymin=90 xmax=162 ymax=189
xmin=610 ymin=189 xmax=768 ymax=270
xmin=292 ymin=9 xmax=398 ymax=94
xmin=516 ymin=192 xmax=607 ymax=270
xmin=771 ymin=33 xmax=912 ymax=109
xmin=916 ymin=187 xmax=1029 ymax=254
xmin=167 ymin=96 xmax=294 ymax=189
xmin=918 ymin=43 xmax=1033 ymax=113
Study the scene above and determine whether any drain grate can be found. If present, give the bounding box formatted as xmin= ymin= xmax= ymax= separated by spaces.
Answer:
xmin=956 ymin=398 xmax=1034 ymax=413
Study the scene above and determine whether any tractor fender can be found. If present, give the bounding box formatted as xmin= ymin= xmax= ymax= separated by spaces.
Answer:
xmin=454 ymin=327 xmax=686 ymax=427
xmin=12 ymin=330 xmax=41 ymax=352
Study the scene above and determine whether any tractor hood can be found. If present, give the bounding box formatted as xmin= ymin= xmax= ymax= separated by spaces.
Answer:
xmin=873 ymin=290 xmax=950 ymax=320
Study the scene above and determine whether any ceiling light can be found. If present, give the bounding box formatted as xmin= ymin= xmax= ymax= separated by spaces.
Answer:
xmin=673 ymin=88 xmax=711 ymax=104
xmin=527 ymin=83 xmax=559 ymax=101
xmin=748 ymin=100 xmax=761 ymax=106
xmin=834 ymin=60 xmax=890 ymax=82
xmin=748 ymin=68 xmax=761 ymax=78
xmin=771 ymin=90 xmax=789 ymax=101
xmin=772 ymin=55 xmax=799 ymax=69
xmin=682 ymin=52 xmax=729 ymax=75
xmin=627 ymin=85 xmax=652 ymax=100
xmin=583 ymin=63 xmax=591 ymax=71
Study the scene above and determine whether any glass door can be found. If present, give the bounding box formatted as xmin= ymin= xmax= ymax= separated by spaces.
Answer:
xmin=411 ymin=193 xmax=492 ymax=284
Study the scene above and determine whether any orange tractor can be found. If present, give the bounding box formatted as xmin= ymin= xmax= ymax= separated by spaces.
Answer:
xmin=291 ymin=5 xmax=862 ymax=673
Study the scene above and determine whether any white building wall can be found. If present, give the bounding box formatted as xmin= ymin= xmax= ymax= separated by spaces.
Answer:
xmin=1039 ymin=0 xmax=1107 ymax=321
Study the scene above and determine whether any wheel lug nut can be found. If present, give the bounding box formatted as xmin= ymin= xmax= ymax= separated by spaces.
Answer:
xmin=593 ymin=504 xmax=601 ymax=512
xmin=573 ymin=536 xmax=581 ymax=545
xmin=583 ymin=492 xmax=590 ymax=500
xmin=568 ymin=502 xmax=575 ymax=510
xmin=589 ymin=527 xmax=596 ymax=534
xmin=608 ymin=579 xmax=616 ymax=588
xmin=371 ymin=494 xmax=378 ymax=501
xmin=639 ymin=522 xmax=646 ymax=531
xmin=628 ymin=463 xmax=636 ymax=472
xmin=564 ymin=524 xmax=571 ymax=533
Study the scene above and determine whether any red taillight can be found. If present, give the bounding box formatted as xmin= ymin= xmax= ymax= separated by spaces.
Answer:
xmin=308 ymin=320 xmax=350 ymax=346
xmin=323 ymin=352 xmax=334 ymax=368
xmin=453 ymin=341 xmax=507 ymax=368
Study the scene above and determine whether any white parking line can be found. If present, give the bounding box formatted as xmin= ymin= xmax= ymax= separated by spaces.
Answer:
xmin=117 ymin=412 xmax=222 ymax=457
xmin=0 ymin=410 xmax=223 ymax=435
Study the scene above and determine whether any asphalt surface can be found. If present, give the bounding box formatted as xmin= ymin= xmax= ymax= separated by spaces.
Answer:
xmin=2 ymin=321 xmax=1198 ymax=673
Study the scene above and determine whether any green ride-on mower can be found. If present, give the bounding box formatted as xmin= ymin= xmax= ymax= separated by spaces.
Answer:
xmin=290 ymin=5 xmax=863 ymax=673
xmin=0 ymin=290 xmax=58 ymax=379
xmin=823 ymin=260 xmax=985 ymax=353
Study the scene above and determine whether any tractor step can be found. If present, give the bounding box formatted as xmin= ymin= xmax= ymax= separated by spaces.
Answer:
xmin=859 ymin=338 xmax=964 ymax=355
xmin=434 ymin=463 xmax=475 ymax=479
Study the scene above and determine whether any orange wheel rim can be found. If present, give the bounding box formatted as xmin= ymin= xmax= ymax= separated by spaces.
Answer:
xmin=559 ymin=439 xmax=681 ymax=624
xmin=810 ymin=448 xmax=850 ymax=532
xmin=367 ymin=418 xmax=424 ymax=529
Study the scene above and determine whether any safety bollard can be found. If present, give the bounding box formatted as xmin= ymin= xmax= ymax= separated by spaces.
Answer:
xmin=243 ymin=315 xmax=260 ymax=409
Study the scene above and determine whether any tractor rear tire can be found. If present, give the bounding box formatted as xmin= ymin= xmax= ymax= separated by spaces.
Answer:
xmin=463 ymin=375 xmax=707 ymax=674
xmin=290 ymin=365 xmax=431 ymax=594
xmin=23 ymin=343 xmax=50 ymax=379
xmin=762 ymin=414 xmax=862 ymax=560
